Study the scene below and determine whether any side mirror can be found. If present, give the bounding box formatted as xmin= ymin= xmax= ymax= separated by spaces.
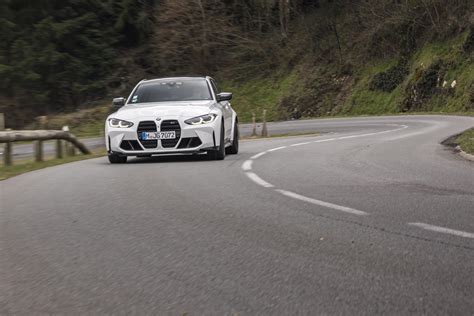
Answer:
xmin=112 ymin=97 xmax=126 ymax=108
xmin=216 ymin=92 xmax=232 ymax=102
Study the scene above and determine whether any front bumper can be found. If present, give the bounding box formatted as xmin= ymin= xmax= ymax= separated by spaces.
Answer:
xmin=106 ymin=118 xmax=218 ymax=156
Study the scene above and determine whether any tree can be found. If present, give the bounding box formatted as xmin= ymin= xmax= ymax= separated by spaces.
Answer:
xmin=154 ymin=0 xmax=246 ymax=74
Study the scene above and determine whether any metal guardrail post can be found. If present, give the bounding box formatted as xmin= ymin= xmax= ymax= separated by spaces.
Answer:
xmin=34 ymin=116 xmax=46 ymax=162
xmin=251 ymin=112 xmax=257 ymax=136
xmin=35 ymin=141 xmax=43 ymax=162
xmin=0 ymin=113 xmax=8 ymax=165
xmin=261 ymin=109 xmax=268 ymax=137
xmin=62 ymin=126 xmax=70 ymax=157
xmin=56 ymin=139 xmax=63 ymax=159
xmin=4 ymin=141 xmax=12 ymax=166
xmin=69 ymin=145 xmax=76 ymax=156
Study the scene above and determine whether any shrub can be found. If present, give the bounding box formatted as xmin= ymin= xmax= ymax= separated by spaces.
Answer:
xmin=463 ymin=27 xmax=474 ymax=53
xmin=401 ymin=60 xmax=444 ymax=111
xmin=369 ymin=60 xmax=408 ymax=92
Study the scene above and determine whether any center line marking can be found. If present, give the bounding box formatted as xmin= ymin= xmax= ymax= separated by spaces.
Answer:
xmin=242 ymin=160 xmax=253 ymax=171
xmin=246 ymin=172 xmax=274 ymax=188
xmin=314 ymin=138 xmax=337 ymax=143
xmin=408 ymin=223 xmax=474 ymax=239
xmin=268 ymin=146 xmax=287 ymax=152
xmin=251 ymin=152 xmax=267 ymax=159
xmin=290 ymin=142 xmax=311 ymax=147
xmin=276 ymin=189 xmax=369 ymax=216
xmin=241 ymin=124 xmax=408 ymax=216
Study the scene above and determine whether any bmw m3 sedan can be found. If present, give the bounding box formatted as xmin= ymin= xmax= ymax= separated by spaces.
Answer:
xmin=105 ymin=76 xmax=239 ymax=163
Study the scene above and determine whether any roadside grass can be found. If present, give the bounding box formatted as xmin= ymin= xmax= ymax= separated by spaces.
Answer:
xmin=342 ymin=58 xmax=403 ymax=115
xmin=342 ymin=32 xmax=473 ymax=116
xmin=222 ymin=72 xmax=297 ymax=123
xmin=409 ymin=33 xmax=473 ymax=113
xmin=0 ymin=150 xmax=106 ymax=180
xmin=456 ymin=128 xmax=474 ymax=155
xmin=25 ymin=104 xmax=110 ymax=138
xmin=241 ymin=131 xmax=320 ymax=140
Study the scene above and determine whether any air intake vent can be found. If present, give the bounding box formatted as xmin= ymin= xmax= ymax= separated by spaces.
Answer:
xmin=177 ymin=137 xmax=202 ymax=149
xmin=120 ymin=140 xmax=143 ymax=151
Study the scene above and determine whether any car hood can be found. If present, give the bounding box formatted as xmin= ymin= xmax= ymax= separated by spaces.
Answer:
xmin=111 ymin=101 xmax=217 ymax=120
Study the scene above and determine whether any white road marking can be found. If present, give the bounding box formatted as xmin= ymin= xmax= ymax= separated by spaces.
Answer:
xmin=246 ymin=172 xmax=275 ymax=188
xmin=314 ymin=138 xmax=337 ymax=143
xmin=290 ymin=142 xmax=311 ymax=147
xmin=268 ymin=146 xmax=287 ymax=152
xmin=241 ymin=123 xmax=410 ymax=214
xmin=276 ymin=189 xmax=369 ymax=216
xmin=251 ymin=152 xmax=267 ymax=159
xmin=408 ymin=223 xmax=474 ymax=239
xmin=338 ymin=135 xmax=360 ymax=139
xmin=242 ymin=160 xmax=253 ymax=171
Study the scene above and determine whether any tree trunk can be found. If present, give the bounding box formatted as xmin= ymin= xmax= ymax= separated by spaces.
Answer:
xmin=279 ymin=0 xmax=290 ymax=39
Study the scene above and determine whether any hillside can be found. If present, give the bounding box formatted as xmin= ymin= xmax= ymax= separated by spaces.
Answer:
xmin=1 ymin=0 xmax=473 ymax=131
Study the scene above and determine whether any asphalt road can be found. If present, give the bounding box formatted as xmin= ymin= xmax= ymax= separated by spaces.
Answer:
xmin=1 ymin=115 xmax=473 ymax=314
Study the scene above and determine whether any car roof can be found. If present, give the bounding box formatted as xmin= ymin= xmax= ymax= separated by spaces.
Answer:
xmin=139 ymin=76 xmax=212 ymax=84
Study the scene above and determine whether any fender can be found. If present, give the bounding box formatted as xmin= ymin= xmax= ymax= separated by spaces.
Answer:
xmin=229 ymin=112 xmax=238 ymax=142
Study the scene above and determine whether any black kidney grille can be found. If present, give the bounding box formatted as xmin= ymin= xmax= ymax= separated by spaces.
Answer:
xmin=160 ymin=120 xmax=181 ymax=148
xmin=137 ymin=121 xmax=157 ymax=148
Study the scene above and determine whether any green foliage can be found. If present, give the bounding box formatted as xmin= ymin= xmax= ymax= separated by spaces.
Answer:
xmin=0 ymin=0 xmax=156 ymax=128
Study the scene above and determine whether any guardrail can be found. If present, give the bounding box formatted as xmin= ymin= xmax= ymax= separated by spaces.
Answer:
xmin=0 ymin=130 xmax=91 ymax=166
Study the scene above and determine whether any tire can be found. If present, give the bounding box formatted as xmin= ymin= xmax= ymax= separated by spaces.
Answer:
xmin=108 ymin=153 xmax=127 ymax=164
xmin=207 ymin=121 xmax=226 ymax=160
xmin=226 ymin=120 xmax=239 ymax=155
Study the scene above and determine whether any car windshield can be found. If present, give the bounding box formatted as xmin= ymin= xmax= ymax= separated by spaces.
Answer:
xmin=128 ymin=78 xmax=212 ymax=103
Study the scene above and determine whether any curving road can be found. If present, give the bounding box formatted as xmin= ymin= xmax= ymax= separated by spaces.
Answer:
xmin=1 ymin=115 xmax=474 ymax=314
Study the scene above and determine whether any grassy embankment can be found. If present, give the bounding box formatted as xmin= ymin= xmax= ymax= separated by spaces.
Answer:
xmin=30 ymin=30 xmax=473 ymax=138
xmin=0 ymin=149 xmax=106 ymax=180
xmin=341 ymin=33 xmax=473 ymax=115
xmin=455 ymin=128 xmax=474 ymax=155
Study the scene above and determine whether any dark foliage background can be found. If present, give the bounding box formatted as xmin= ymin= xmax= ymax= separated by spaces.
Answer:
xmin=1 ymin=0 xmax=472 ymax=128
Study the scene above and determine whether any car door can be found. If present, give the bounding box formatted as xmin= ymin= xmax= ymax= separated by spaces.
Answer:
xmin=210 ymin=79 xmax=232 ymax=141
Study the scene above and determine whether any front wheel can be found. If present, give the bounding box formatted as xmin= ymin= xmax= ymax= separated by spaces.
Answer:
xmin=207 ymin=122 xmax=226 ymax=160
xmin=108 ymin=153 xmax=127 ymax=164
xmin=226 ymin=121 xmax=239 ymax=155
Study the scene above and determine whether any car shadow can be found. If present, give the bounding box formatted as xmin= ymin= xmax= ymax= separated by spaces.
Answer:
xmin=126 ymin=153 xmax=210 ymax=164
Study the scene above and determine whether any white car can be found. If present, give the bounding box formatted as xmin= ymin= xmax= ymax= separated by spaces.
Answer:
xmin=105 ymin=76 xmax=239 ymax=163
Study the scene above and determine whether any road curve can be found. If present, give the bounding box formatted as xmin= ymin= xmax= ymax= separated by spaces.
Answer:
xmin=1 ymin=115 xmax=473 ymax=314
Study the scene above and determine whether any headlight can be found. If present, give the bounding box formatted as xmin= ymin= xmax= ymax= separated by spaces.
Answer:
xmin=184 ymin=114 xmax=217 ymax=125
xmin=108 ymin=118 xmax=134 ymax=128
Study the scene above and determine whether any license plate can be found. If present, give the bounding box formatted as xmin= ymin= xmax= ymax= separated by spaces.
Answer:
xmin=141 ymin=131 xmax=176 ymax=140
